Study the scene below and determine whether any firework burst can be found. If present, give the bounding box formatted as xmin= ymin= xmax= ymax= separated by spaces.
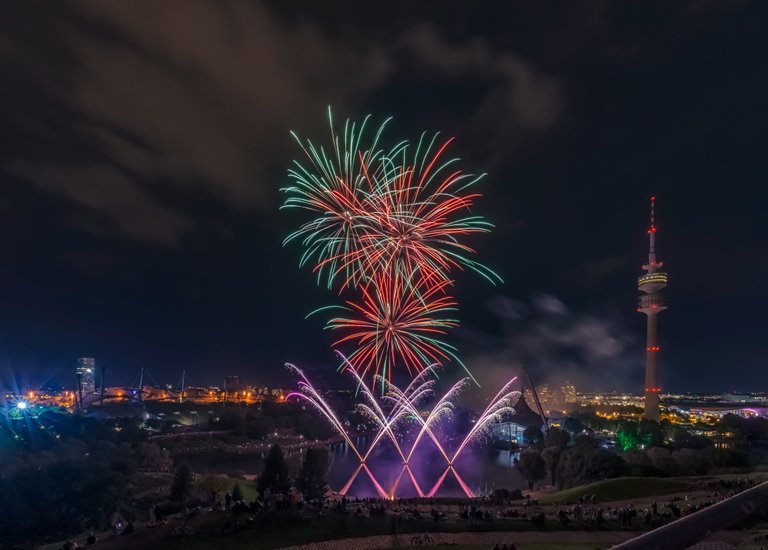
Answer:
xmin=281 ymin=108 xmax=402 ymax=290
xmin=326 ymin=272 xmax=469 ymax=382
xmin=358 ymin=132 xmax=501 ymax=287
xmin=283 ymin=109 xmax=500 ymax=382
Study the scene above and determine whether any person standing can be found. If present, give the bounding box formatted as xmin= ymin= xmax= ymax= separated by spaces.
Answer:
xmin=154 ymin=505 xmax=163 ymax=525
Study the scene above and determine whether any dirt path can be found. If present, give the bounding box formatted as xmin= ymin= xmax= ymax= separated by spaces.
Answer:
xmin=279 ymin=530 xmax=638 ymax=550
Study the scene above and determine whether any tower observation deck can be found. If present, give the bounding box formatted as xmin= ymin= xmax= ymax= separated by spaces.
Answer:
xmin=638 ymin=196 xmax=668 ymax=422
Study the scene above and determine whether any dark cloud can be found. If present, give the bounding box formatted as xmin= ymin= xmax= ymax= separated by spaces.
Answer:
xmin=12 ymin=162 xmax=193 ymax=245
xmin=401 ymin=24 xmax=562 ymax=158
xmin=565 ymin=255 xmax=632 ymax=289
xmin=465 ymin=294 xmax=641 ymax=392
xmin=5 ymin=0 xmax=393 ymax=243
xmin=2 ymin=1 xmax=562 ymax=245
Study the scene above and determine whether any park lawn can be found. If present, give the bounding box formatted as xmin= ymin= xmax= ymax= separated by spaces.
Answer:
xmin=538 ymin=477 xmax=693 ymax=505
xmin=162 ymin=511 xmax=630 ymax=550
xmin=236 ymin=478 xmax=259 ymax=501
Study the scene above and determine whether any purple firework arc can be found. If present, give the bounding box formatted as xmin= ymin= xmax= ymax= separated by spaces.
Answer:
xmin=286 ymin=361 xmax=521 ymax=498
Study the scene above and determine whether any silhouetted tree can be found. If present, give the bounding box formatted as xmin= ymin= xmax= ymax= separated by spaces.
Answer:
xmin=524 ymin=425 xmax=544 ymax=448
xmin=708 ymin=448 xmax=749 ymax=469
xmin=0 ymin=460 xmax=127 ymax=547
xmin=546 ymin=427 xmax=570 ymax=449
xmin=257 ymin=444 xmax=291 ymax=496
xmin=557 ymin=446 xmax=626 ymax=488
xmin=517 ymin=450 xmax=546 ymax=490
xmin=647 ymin=446 xmax=678 ymax=476
xmin=584 ymin=449 xmax=626 ymax=481
xmin=542 ymin=446 xmax=562 ymax=486
xmin=639 ymin=419 xmax=664 ymax=448
xmin=673 ymin=448 xmax=709 ymax=475
xmin=297 ymin=448 xmax=328 ymax=500
xmin=247 ymin=415 xmax=276 ymax=439
xmin=135 ymin=442 xmax=172 ymax=471
xmin=170 ymin=464 xmax=192 ymax=502
xmin=574 ymin=433 xmax=599 ymax=450
xmin=562 ymin=417 xmax=585 ymax=435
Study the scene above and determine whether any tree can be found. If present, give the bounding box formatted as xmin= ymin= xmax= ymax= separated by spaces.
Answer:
xmin=574 ymin=434 xmax=598 ymax=450
xmin=556 ymin=447 xmax=627 ymax=488
xmin=546 ymin=427 xmax=570 ymax=449
xmin=297 ymin=413 xmax=334 ymax=441
xmin=562 ymin=417 xmax=585 ymax=435
xmin=296 ymin=448 xmax=328 ymax=500
xmin=719 ymin=413 xmax=746 ymax=437
xmin=708 ymin=448 xmax=749 ymax=469
xmin=585 ymin=449 xmax=626 ymax=481
xmin=0 ymin=460 xmax=127 ymax=547
xmin=135 ymin=442 xmax=172 ymax=471
xmin=524 ymin=425 xmax=544 ymax=449
xmin=517 ymin=450 xmax=546 ymax=490
xmin=647 ymin=446 xmax=678 ymax=476
xmin=639 ymin=419 xmax=664 ymax=448
xmin=247 ymin=415 xmax=276 ymax=439
xmin=673 ymin=448 xmax=709 ymax=475
xmin=170 ymin=464 xmax=192 ymax=502
xmin=542 ymin=446 xmax=562 ymax=487
xmin=555 ymin=447 xmax=588 ymax=488
xmin=257 ymin=444 xmax=291 ymax=496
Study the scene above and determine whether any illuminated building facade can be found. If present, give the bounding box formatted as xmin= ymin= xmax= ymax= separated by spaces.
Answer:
xmin=225 ymin=375 xmax=242 ymax=392
xmin=524 ymin=381 xmax=577 ymax=414
xmin=637 ymin=197 xmax=668 ymax=422
xmin=76 ymin=357 xmax=96 ymax=394
xmin=562 ymin=381 xmax=577 ymax=404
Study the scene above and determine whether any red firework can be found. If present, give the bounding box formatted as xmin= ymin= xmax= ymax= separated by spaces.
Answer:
xmin=315 ymin=136 xmax=500 ymax=292
xmin=327 ymin=272 xmax=462 ymax=381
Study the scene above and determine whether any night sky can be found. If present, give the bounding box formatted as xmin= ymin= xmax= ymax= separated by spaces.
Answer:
xmin=1 ymin=1 xmax=766 ymax=393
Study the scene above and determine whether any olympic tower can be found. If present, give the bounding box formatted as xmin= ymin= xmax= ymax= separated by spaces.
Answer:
xmin=637 ymin=196 xmax=668 ymax=422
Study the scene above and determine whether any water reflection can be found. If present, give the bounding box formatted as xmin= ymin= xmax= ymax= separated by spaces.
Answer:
xmin=177 ymin=439 xmax=527 ymax=498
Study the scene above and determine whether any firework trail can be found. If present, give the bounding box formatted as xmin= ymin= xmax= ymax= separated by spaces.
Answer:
xmin=286 ymin=365 xmax=521 ymax=498
xmin=358 ymin=132 xmax=501 ymax=287
xmin=450 ymin=377 xmax=521 ymax=462
xmin=285 ymin=363 xmax=363 ymax=461
xmin=282 ymin=108 xmax=402 ymax=290
xmin=382 ymin=376 xmax=465 ymax=464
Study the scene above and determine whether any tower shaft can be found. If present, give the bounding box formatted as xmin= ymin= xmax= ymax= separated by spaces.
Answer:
xmin=644 ymin=313 xmax=661 ymax=422
xmin=637 ymin=196 xmax=668 ymax=423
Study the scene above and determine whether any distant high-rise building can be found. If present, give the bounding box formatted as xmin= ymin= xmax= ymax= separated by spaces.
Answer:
xmin=225 ymin=376 xmax=242 ymax=391
xmin=537 ymin=384 xmax=551 ymax=406
xmin=637 ymin=197 xmax=668 ymax=422
xmin=561 ymin=381 xmax=577 ymax=404
xmin=76 ymin=357 xmax=96 ymax=394
xmin=525 ymin=383 xmax=573 ymax=414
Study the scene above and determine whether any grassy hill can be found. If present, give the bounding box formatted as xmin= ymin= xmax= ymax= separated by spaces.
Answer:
xmin=538 ymin=477 xmax=693 ymax=505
